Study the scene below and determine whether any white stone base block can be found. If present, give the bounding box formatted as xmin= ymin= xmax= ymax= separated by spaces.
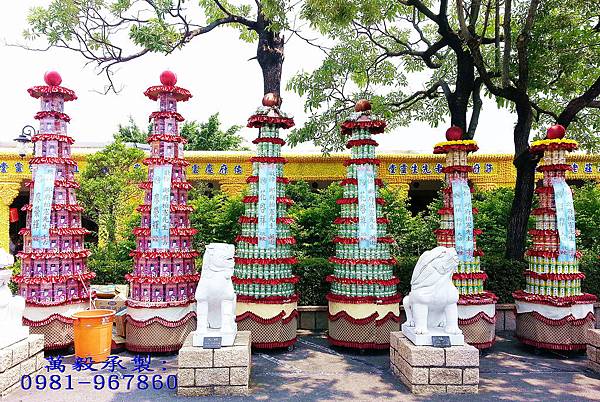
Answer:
xmin=390 ymin=332 xmax=479 ymax=395
xmin=0 ymin=334 xmax=45 ymax=398
xmin=401 ymin=323 xmax=464 ymax=346
xmin=177 ymin=331 xmax=251 ymax=396
xmin=0 ymin=327 xmax=29 ymax=351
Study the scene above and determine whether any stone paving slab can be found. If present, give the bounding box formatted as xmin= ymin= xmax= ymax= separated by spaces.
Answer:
xmin=7 ymin=331 xmax=600 ymax=401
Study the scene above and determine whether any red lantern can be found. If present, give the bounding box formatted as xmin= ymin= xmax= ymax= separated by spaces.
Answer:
xmin=546 ymin=124 xmax=566 ymax=139
xmin=445 ymin=126 xmax=463 ymax=141
xmin=9 ymin=208 xmax=19 ymax=223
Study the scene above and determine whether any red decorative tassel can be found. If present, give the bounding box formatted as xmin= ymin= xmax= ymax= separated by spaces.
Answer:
xmin=143 ymin=85 xmax=192 ymax=102
xmin=452 ymin=272 xmax=488 ymax=281
xmin=326 ymin=275 xmax=399 ymax=286
xmin=18 ymin=249 xmax=91 ymax=259
xmin=14 ymin=271 xmax=96 ymax=284
xmin=124 ymin=273 xmax=200 ymax=284
xmin=537 ymin=164 xmax=573 ymax=172
xmin=234 ymin=256 xmax=297 ymax=265
xmin=23 ymin=313 xmax=74 ymax=326
xmin=332 ymin=236 xmax=395 ymax=244
xmin=333 ymin=217 xmax=389 ymax=225
xmin=247 ymin=115 xmax=295 ymax=129
xmin=125 ymin=298 xmax=196 ymax=309
xmin=129 ymin=250 xmax=199 ymax=259
xmin=441 ymin=165 xmax=472 ymax=173
xmin=512 ymin=290 xmax=597 ymax=306
xmin=28 ymin=85 xmax=77 ymax=101
xmin=516 ymin=336 xmax=585 ymax=351
xmin=132 ymin=227 xmax=197 ymax=236
xmin=148 ymin=110 xmax=184 ymax=122
xmin=31 ymin=133 xmax=75 ymax=144
xmin=458 ymin=311 xmax=497 ymax=325
xmin=346 ymin=138 xmax=379 ymax=148
xmin=246 ymin=176 xmax=290 ymax=184
xmin=340 ymin=119 xmax=386 ymax=135
xmin=524 ymin=271 xmax=585 ymax=281
xmin=339 ymin=178 xmax=384 ymax=187
xmin=147 ymin=134 xmax=187 ymax=144
xmin=29 ymin=156 xmax=77 ymax=166
xmin=530 ymin=142 xmax=578 ymax=153
xmin=458 ymin=291 xmax=498 ymax=305
xmin=34 ymin=110 xmax=70 ymax=122
xmin=433 ymin=143 xmax=479 ymax=154
xmin=231 ymin=276 xmax=299 ymax=285
xmin=236 ymin=310 xmax=299 ymax=325
xmin=326 ymin=293 xmax=401 ymax=305
xmin=252 ymin=137 xmax=286 ymax=145
xmin=329 ymin=256 xmax=396 ymax=266
xmin=19 ymin=227 xmax=89 ymax=236
xmin=237 ymin=294 xmax=299 ymax=304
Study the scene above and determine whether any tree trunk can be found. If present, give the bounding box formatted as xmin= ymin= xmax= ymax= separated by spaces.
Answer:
xmin=256 ymin=23 xmax=284 ymax=96
xmin=505 ymin=99 xmax=537 ymax=260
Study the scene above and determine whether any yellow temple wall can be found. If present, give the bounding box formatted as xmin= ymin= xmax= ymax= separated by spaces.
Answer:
xmin=2 ymin=150 xmax=600 ymax=251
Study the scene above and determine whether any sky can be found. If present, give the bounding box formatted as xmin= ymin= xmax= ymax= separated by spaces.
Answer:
xmin=0 ymin=1 xmax=521 ymax=154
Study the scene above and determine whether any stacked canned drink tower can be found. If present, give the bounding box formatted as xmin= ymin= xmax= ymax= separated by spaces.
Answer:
xmin=326 ymin=99 xmax=400 ymax=349
xmin=124 ymin=71 xmax=200 ymax=352
xmin=234 ymin=93 xmax=299 ymax=349
xmin=14 ymin=71 xmax=95 ymax=350
xmin=433 ymin=127 xmax=498 ymax=349
xmin=513 ymin=125 xmax=596 ymax=350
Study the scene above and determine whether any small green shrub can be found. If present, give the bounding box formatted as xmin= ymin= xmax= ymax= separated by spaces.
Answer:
xmin=88 ymin=242 xmax=133 ymax=285
xmin=579 ymin=251 xmax=600 ymax=298
xmin=294 ymin=257 xmax=334 ymax=305
xmin=394 ymin=255 xmax=418 ymax=297
xmin=481 ymin=254 xmax=527 ymax=303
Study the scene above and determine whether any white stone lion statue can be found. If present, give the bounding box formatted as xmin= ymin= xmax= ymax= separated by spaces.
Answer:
xmin=0 ymin=249 xmax=29 ymax=349
xmin=193 ymin=243 xmax=237 ymax=347
xmin=401 ymin=246 xmax=463 ymax=345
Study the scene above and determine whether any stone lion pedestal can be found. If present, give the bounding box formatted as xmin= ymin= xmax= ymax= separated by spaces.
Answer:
xmin=390 ymin=332 xmax=479 ymax=395
xmin=177 ymin=331 xmax=251 ymax=396
xmin=391 ymin=247 xmax=480 ymax=394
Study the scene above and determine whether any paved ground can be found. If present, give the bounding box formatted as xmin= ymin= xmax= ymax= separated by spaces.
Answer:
xmin=9 ymin=331 xmax=600 ymax=401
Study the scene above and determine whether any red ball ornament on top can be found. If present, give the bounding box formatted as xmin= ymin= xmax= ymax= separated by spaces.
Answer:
xmin=546 ymin=124 xmax=566 ymax=139
xmin=160 ymin=70 xmax=177 ymax=86
xmin=262 ymin=92 xmax=280 ymax=107
xmin=44 ymin=71 xmax=62 ymax=86
xmin=445 ymin=125 xmax=463 ymax=141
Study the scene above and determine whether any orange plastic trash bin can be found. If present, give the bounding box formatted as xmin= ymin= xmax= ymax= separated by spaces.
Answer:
xmin=72 ymin=309 xmax=115 ymax=363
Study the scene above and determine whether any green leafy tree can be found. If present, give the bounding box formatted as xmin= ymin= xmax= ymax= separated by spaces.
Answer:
xmin=454 ymin=0 xmax=600 ymax=259
xmin=573 ymin=182 xmax=600 ymax=254
xmin=288 ymin=181 xmax=343 ymax=258
xmin=113 ymin=116 xmax=151 ymax=144
xmin=24 ymin=0 xmax=307 ymax=95
xmin=181 ymin=114 xmax=247 ymax=151
xmin=188 ymin=191 xmax=245 ymax=255
xmin=79 ymin=141 xmax=145 ymax=245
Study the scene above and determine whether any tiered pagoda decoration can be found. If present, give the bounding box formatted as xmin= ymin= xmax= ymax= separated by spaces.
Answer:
xmin=233 ymin=93 xmax=299 ymax=349
xmin=433 ymin=126 xmax=498 ymax=349
xmin=326 ymin=99 xmax=400 ymax=349
xmin=15 ymin=71 xmax=95 ymax=350
xmin=513 ymin=124 xmax=596 ymax=350
xmin=124 ymin=71 xmax=199 ymax=352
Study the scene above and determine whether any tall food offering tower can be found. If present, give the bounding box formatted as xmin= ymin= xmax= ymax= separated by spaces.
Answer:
xmin=124 ymin=71 xmax=200 ymax=352
xmin=233 ymin=93 xmax=299 ymax=349
xmin=513 ymin=125 xmax=596 ymax=350
xmin=326 ymin=99 xmax=400 ymax=349
xmin=15 ymin=71 xmax=95 ymax=350
xmin=433 ymin=127 xmax=497 ymax=349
